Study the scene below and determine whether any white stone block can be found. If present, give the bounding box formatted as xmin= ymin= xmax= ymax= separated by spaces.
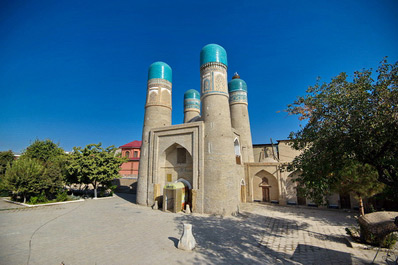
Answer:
xmin=185 ymin=204 xmax=191 ymax=214
xmin=178 ymin=223 xmax=196 ymax=251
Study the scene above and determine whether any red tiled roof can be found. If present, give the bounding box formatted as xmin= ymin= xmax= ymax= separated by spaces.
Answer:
xmin=119 ymin=140 xmax=142 ymax=149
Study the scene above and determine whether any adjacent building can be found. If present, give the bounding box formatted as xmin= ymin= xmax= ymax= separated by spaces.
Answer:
xmin=115 ymin=140 xmax=141 ymax=192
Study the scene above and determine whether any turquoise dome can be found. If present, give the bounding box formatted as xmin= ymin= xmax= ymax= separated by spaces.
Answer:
xmin=184 ymin=89 xmax=200 ymax=100
xmin=228 ymin=78 xmax=247 ymax=93
xmin=148 ymin=62 xmax=172 ymax=82
xmin=200 ymin=44 xmax=228 ymax=67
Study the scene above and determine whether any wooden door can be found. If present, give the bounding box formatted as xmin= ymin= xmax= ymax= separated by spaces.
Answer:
xmin=340 ymin=193 xmax=351 ymax=209
xmin=262 ymin=187 xmax=270 ymax=202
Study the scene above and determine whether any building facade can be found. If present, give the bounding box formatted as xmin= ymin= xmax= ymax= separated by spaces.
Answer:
xmin=119 ymin=140 xmax=141 ymax=177
xmin=136 ymin=44 xmax=358 ymax=215
xmin=114 ymin=140 xmax=141 ymax=192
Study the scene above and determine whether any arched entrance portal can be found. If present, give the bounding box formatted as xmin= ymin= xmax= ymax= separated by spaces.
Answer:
xmin=158 ymin=143 xmax=193 ymax=204
xmin=253 ymin=170 xmax=279 ymax=202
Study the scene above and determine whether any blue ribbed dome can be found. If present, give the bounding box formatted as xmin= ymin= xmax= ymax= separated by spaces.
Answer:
xmin=200 ymin=44 xmax=228 ymax=67
xmin=228 ymin=78 xmax=247 ymax=92
xmin=148 ymin=62 xmax=172 ymax=82
xmin=184 ymin=89 xmax=200 ymax=100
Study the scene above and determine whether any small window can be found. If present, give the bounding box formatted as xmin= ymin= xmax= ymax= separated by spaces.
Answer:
xmin=133 ymin=151 xmax=139 ymax=158
xmin=125 ymin=151 xmax=130 ymax=158
xmin=177 ymin=148 xmax=186 ymax=164
xmin=234 ymin=139 xmax=241 ymax=164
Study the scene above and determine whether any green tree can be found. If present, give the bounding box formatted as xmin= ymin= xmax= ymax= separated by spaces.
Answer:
xmin=66 ymin=143 xmax=124 ymax=198
xmin=24 ymin=139 xmax=64 ymax=162
xmin=287 ymin=59 xmax=398 ymax=205
xmin=334 ymin=161 xmax=384 ymax=216
xmin=23 ymin=139 xmax=67 ymax=198
xmin=3 ymin=158 xmax=46 ymax=203
xmin=43 ymin=155 xmax=67 ymax=196
xmin=0 ymin=150 xmax=15 ymax=176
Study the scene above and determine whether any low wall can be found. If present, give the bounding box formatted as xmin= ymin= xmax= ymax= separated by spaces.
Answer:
xmin=112 ymin=176 xmax=138 ymax=193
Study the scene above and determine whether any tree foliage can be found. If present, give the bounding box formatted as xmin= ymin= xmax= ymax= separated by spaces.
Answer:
xmin=335 ymin=161 xmax=384 ymax=215
xmin=24 ymin=139 xmax=64 ymax=162
xmin=287 ymin=59 xmax=398 ymax=203
xmin=66 ymin=143 xmax=125 ymax=197
xmin=23 ymin=139 xmax=66 ymax=196
xmin=0 ymin=150 xmax=14 ymax=176
xmin=3 ymin=158 xmax=46 ymax=203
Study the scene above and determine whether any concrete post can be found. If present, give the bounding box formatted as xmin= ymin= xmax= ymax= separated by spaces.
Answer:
xmin=178 ymin=223 xmax=196 ymax=251
xmin=137 ymin=62 xmax=172 ymax=206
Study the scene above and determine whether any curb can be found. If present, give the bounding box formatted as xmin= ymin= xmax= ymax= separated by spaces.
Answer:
xmin=92 ymin=195 xmax=115 ymax=200
xmin=3 ymin=198 xmax=85 ymax=207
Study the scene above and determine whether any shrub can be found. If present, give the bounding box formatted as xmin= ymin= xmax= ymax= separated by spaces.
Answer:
xmin=30 ymin=196 xmax=38 ymax=204
xmin=56 ymin=191 xmax=68 ymax=202
xmin=382 ymin=233 xmax=398 ymax=249
xmin=29 ymin=192 xmax=47 ymax=204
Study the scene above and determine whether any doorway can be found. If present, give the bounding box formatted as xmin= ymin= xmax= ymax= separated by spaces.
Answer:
xmin=340 ymin=193 xmax=351 ymax=209
xmin=262 ymin=186 xmax=270 ymax=202
xmin=259 ymin=177 xmax=270 ymax=202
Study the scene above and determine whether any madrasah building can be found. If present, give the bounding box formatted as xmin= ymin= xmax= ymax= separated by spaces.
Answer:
xmin=136 ymin=44 xmax=358 ymax=215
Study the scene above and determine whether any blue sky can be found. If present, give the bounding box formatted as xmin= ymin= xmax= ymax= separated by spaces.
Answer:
xmin=1 ymin=0 xmax=397 ymax=153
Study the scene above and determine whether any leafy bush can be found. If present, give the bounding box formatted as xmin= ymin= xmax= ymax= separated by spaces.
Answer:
xmin=30 ymin=196 xmax=38 ymax=204
xmin=29 ymin=192 xmax=48 ymax=204
xmin=382 ymin=233 xmax=398 ymax=249
xmin=56 ymin=190 xmax=68 ymax=202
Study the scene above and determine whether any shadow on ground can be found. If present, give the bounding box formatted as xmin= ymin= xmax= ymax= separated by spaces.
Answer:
xmin=291 ymin=244 xmax=352 ymax=264
xmin=114 ymin=192 xmax=136 ymax=204
xmin=173 ymin=209 xmax=370 ymax=265
xmin=173 ymin=213 xmax=306 ymax=264
xmin=252 ymin=203 xmax=357 ymax=227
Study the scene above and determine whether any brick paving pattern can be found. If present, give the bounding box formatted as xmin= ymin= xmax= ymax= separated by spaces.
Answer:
xmin=0 ymin=194 xmax=395 ymax=265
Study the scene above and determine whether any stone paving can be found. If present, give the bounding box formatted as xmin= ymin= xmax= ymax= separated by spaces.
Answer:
xmin=0 ymin=194 xmax=396 ymax=265
xmin=240 ymin=203 xmax=397 ymax=265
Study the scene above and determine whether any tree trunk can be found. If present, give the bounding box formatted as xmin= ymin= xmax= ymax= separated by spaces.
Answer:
xmin=23 ymin=195 xmax=26 ymax=204
xmin=94 ymin=182 xmax=97 ymax=198
xmin=358 ymin=195 xmax=365 ymax=216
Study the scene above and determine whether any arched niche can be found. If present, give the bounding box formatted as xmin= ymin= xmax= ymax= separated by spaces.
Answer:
xmin=158 ymin=143 xmax=193 ymax=190
xmin=234 ymin=138 xmax=241 ymax=164
xmin=286 ymin=170 xmax=301 ymax=204
xmin=253 ymin=170 xmax=279 ymax=202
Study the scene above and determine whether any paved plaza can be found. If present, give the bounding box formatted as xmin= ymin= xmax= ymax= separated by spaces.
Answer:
xmin=0 ymin=194 xmax=395 ymax=265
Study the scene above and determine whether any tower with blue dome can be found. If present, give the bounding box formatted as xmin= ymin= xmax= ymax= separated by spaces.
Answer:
xmin=137 ymin=44 xmax=255 ymax=215
xmin=137 ymin=61 xmax=173 ymax=206
xmin=229 ymin=73 xmax=254 ymax=163
xmin=183 ymin=89 xmax=201 ymax=123
xmin=199 ymin=43 xmax=240 ymax=215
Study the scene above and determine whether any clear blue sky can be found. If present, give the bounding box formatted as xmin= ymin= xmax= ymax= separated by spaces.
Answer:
xmin=1 ymin=0 xmax=397 ymax=153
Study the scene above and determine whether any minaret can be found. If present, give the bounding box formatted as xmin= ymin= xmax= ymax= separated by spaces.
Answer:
xmin=228 ymin=73 xmax=254 ymax=163
xmin=200 ymin=44 xmax=240 ymax=215
xmin=183 ymin=89 xmax=201 ymax=123
xmin=136 ymin=62 xmax=172 ymax=206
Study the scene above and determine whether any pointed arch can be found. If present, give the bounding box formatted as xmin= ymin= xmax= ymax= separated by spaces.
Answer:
xmin=158 ymin=143 xmax=193 ymax=191
xmin=253 ymin=169 xmax=279 ymax=202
